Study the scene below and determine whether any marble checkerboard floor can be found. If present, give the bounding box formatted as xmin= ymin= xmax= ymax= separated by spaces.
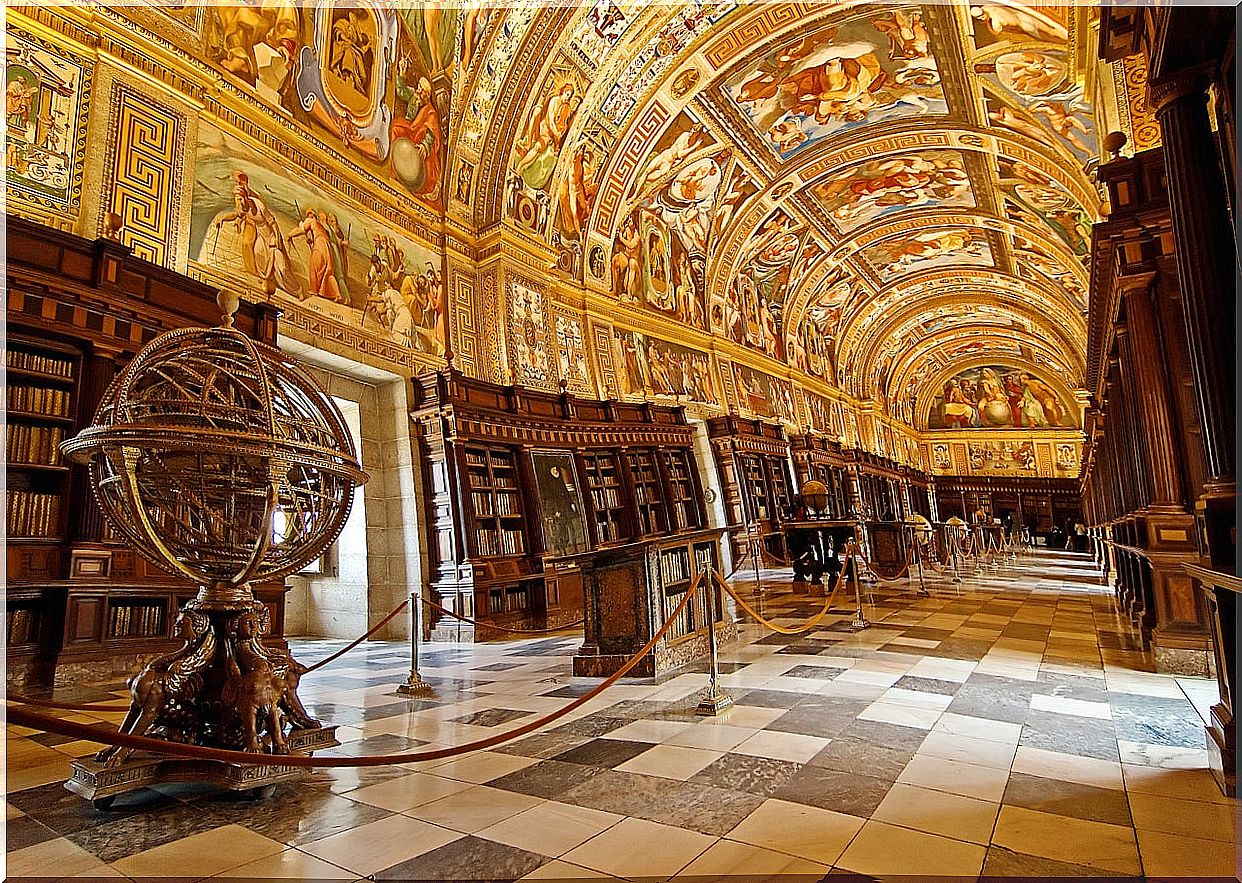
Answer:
xmin=6 ymin=550 xmax=1238 ymax=881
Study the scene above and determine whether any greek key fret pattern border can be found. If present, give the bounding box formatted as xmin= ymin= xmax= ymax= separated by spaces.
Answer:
xmin=102 ymin=83 xmax=186 ymax=267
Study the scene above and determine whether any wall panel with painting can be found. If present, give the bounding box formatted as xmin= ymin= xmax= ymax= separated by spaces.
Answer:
xmin=410 ymin=370 xmax=709 ymax=641
xmin=4 ymin=217 xmax=287 ymax=689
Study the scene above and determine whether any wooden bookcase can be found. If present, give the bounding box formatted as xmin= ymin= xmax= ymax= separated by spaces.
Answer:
xmin=707 ymin=416 xmax=794 ymax=564
xmin=4 ymin=216 xmax=285 ymax=689
xmin=662 ymin=449 xmax=702 ymax=531
xmin=411 ymin=370 xmax=711 ymax=641
xmin=628 ymin=449 xmax=668 ymax=537
xmin=789 ymin=434 xmax=854 ymax=519
xmin=464 ymin=445 xmax=526 ymax=557
xmin=6 ymin=336 xmax=78 ymax=546
xmin=583 ymin=451 xmax=630 ymax=545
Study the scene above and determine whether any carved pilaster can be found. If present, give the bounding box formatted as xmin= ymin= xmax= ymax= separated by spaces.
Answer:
xmin=1118 ymin=275 xmax=1186 ymax=510
xmin=1151 ymin=71 xmax=1236 ymax=569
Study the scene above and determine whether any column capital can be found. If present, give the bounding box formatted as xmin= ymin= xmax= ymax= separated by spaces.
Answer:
xmin=1149 ymin=66 xmax=1215 ymax=115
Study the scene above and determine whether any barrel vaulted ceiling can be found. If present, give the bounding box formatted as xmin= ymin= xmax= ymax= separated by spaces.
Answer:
xmin=454 ymin=0 xmax=1100 ymax=428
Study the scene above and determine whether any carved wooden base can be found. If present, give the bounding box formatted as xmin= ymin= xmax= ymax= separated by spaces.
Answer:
xmin=66 ymin=725 xmax=339 ymax=809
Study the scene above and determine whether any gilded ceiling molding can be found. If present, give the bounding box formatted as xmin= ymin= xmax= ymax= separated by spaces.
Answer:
xmin=836 ymin=276 xmax=1086 ymax=374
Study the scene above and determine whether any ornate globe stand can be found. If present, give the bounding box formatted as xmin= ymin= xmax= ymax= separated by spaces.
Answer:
xmin=60 ymin=296 xmax=368 ymax=808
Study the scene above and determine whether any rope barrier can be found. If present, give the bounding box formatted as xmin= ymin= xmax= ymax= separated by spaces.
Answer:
xmin=718 ymin=549 xmax=854 ymax=635
xmin=5 ymin=572 xmax=705 ymax=768
xmin=420 ymin=595 xmax=585 ymax=635
xmin=6 ymin=694 xmax=129 ymax=712
xmin=302 ymin=597 xmax=409 ymax=673
xmin=8 ymin=596 xmax=418 ymax=712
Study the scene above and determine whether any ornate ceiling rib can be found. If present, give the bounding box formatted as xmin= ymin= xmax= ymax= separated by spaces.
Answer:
xmin=459 ymin=0 xmax=1100 ymax=430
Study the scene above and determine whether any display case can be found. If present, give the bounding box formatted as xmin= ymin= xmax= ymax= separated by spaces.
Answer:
xmin=567 ymin=527 xmax=730 ymax=678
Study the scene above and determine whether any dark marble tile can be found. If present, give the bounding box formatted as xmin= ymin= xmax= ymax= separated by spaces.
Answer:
xmin=5 ymin=815 xmax=58 ymax=852
xmin=65 ymin=800 xmax=233 ymax=863
xmin=355 ymin=702 xmax=422 ymax=722
xmin=322 ymin=733 xmax=424 ymax=758
xmin=204 ymin=783 xmax=391 ymax=846
xmin=776 ymin=639 xmax=839 ymax=655
xmin=375 ymin=834 xmax=548 ymax=881
xmin=927 ymin=638 xmax=997 ymax=661
xmin=559 ymin=768 xmax=763 ymax=836
xmin=897 ymin=627 xmax=956 ymax=641
xmin=7 ymin=782 xmax=173 ymax=837
xmin=784 ymin=665 xmax=847 ymax=679
xmin=553 ymin=738 xmax=654 ymax=769
xmin=475 ymin=662 xmax=524 ymax=671
xmin=485 ymin=759 xmax=605 ymax=799
xmin=493 ymin=732 xmax=590 ymax=760
xmin=452 ymin=708 xmax=534 ymax=728
xmin=980 ymin=845 xmax=1122 ymax=879
xmin=764 ymin=707 xmax=858 ymax=738
xmin=806 ymin=738 xmax=914 ymax=781
xmin=773 ymin=766 xmax=891 ymax=817
xmin=891 ymin=675 xmax=961 ymax=695
xmin=753 ymin=633 xmax=796 ymax=646
xmin=1020 ymin=710 xmax=1120 ymax=761
xmin=732 ymin=688 xmax=807 ymax=709
xmin=1002 ymin=772 xmax=1131 ymax=826
xmin=1110 ymin=696 xmax=1206 ymax=748
xmin=832 ymin=719 xmax=928 ymax=752
xmin=547 ymin=715 xmax=630 ymax=738
xmin=946 ymin=684 xmax=1033 ymax=725
xmin=689 ymin=754 xmax=802 ymax=797
xmin=596 ymin=699 xmax=682 ymax=721
xmin=1034 ymin=672 xmax=1111 ymax=703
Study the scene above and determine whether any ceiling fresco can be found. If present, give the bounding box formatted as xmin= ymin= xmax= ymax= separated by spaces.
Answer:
xmin=453 ymin=0 xmax=1101 ymax=432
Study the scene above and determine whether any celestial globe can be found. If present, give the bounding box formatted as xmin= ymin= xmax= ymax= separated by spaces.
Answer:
xmin=800 ymin=480 xmax=829 ymax=516
xmin=62 ymin=317 xmax=368 ymax=605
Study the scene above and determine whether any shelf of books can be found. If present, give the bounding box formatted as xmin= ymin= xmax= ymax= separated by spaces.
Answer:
xmin=628 ymin=449 xmax=667 ymax=537
xmin=5 ymin=338 xmax=78 ymax=543
xmin=464 ymin=444 xmax=527 ymax=558
xmin=583 ymin=452 xmax=630 ymax=545
xmin=657 ymin=537 xmax=721 ymax=644
xmin=662 ymin=449 xmax=702 ymax=531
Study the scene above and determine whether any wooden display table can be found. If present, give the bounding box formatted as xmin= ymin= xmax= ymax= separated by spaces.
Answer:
xmin=561 ymin=528 xmax=731 ymax=678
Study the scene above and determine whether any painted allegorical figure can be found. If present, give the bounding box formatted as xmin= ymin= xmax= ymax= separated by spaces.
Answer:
xmin=288 ymin=209 xmax=345 ymax=302
xmin=513 ymin=82 xmax=581 ymax=192
xmin=211 ymin=171 xmax=298 ymax=296
xmin=391 ymin=63 xmax=442 ymax=201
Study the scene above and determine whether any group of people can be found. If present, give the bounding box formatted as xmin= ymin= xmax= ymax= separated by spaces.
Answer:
xmin=364 ymin=237 xmax=444 ymax=353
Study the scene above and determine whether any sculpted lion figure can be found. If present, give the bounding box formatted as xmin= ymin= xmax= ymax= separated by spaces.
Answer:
xmin=96 ymin=608 xmax=216 ymax=766
xmin=222 ymin=604 xmax=320 ymax=753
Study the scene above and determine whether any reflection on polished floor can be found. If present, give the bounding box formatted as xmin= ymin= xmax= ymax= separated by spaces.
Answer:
xmin=6 ymin=550 xmax=1236 ymax=881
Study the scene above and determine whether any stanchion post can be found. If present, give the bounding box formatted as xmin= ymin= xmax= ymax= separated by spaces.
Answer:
xmin=397 ymin=592 xmax=433 ymax=696
xmin=696 ymin=571 xmax=734 ymax=716
xmin=950 ymin=528 xmax=963 ymax=584
xmin=850 ymin=542 xmax=870 ymax=629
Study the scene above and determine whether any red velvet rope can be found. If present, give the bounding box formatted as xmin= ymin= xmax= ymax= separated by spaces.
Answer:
xmin=5 ymin=571 xmax=705 ymax=768
xmin=419 ymin=594 xmax=585 ymax=635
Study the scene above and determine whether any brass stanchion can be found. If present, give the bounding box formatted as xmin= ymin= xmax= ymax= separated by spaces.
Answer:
xmin=696 ymin=571 xmax=734 ymax=716
xmin=398 ymin=593 xmax=432 ymax=696
xmin=850 ymin=542 xmax=870 ymax=630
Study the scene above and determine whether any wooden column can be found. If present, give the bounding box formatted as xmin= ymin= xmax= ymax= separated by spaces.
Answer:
xmin=1152 ymin=73 xmax=1237 ymax=569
